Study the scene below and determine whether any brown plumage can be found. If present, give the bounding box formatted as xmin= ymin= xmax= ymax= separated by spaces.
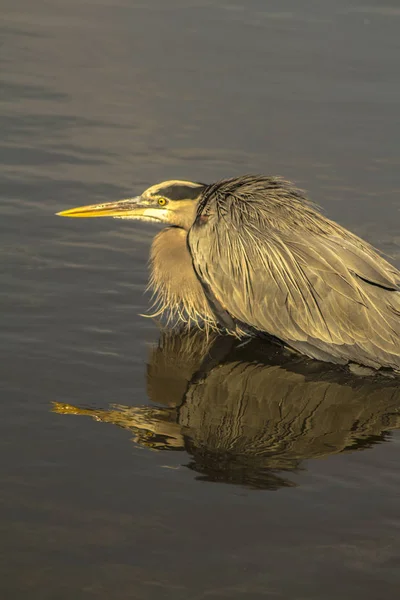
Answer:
xmin=189 ymin=176 xmax=400 ymax=370
xmin=57 ymin=175 xmax=400 ymax=371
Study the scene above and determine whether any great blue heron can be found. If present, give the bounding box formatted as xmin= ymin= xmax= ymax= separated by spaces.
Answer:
xmin=58 ymin=175 xmax=400 ymax=371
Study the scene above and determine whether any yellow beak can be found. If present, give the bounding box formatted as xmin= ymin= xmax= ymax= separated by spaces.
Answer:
xmin=56 ymin=197 xmax=143 ymax=218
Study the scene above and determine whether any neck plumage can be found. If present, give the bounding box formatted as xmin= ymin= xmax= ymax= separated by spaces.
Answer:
xmin=148 ymin=227 xmax=218 ymax=329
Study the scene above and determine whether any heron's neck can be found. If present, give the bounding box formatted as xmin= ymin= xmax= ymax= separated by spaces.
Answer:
xmin=149 ymin=227 xmax=216 ymax=328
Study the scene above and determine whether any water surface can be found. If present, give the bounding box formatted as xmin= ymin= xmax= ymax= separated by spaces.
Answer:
xmin=1 ymin=1 xmax=400 ymax=598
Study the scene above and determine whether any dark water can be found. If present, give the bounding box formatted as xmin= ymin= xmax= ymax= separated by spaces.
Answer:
xmin=1 ymin=1 xmax=400 ymax=598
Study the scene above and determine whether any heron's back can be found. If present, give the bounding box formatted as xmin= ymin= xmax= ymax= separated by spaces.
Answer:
xmin=188 ymin=175 xmax=400 ymax=371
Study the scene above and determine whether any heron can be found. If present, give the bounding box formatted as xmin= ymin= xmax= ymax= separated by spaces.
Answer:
xmin=57 ymin=175 xmax=400 ymax=371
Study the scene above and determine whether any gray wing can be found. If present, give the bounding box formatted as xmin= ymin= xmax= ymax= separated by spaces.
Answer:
xmin=188 ymin=205 xmax=400 ymax=370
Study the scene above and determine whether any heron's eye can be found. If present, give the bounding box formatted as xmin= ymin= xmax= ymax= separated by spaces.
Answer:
xmin=157 ymin=197 xmax=168 ymax=206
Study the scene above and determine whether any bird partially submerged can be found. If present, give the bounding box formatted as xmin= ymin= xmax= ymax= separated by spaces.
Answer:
xmin=58 ymin=175 xmax=400 ymax=371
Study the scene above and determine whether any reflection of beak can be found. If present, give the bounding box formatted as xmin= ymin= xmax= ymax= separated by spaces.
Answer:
xmin=56 ymin=197 xmax=167 ymax=222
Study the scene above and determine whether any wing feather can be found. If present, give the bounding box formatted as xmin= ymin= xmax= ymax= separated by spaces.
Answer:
xmin=188 ymin=186 xmax=400 ymax=370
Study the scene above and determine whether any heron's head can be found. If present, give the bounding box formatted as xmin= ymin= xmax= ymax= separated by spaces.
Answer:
xmin=57 ymin=180 xmax=207 ymax=231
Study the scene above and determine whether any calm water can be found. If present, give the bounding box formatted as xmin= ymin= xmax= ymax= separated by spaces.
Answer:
xmin=1 ymin=1 xmax=400 ymax=598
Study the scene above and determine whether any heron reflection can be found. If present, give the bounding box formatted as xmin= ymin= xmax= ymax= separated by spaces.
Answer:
xmin=54 ymin=330 xmax=400 ymax=490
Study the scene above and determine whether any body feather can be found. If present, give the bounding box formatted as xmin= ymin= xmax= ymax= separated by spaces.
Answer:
xmin=188 ymin=176 xmax=400 ymax=370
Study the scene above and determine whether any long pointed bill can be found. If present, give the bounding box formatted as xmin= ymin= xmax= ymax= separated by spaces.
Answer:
xmin=56 ymin=197 xmax=143 ymax=218
xmin=56 ymin=197 xmax=169 ymax=223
